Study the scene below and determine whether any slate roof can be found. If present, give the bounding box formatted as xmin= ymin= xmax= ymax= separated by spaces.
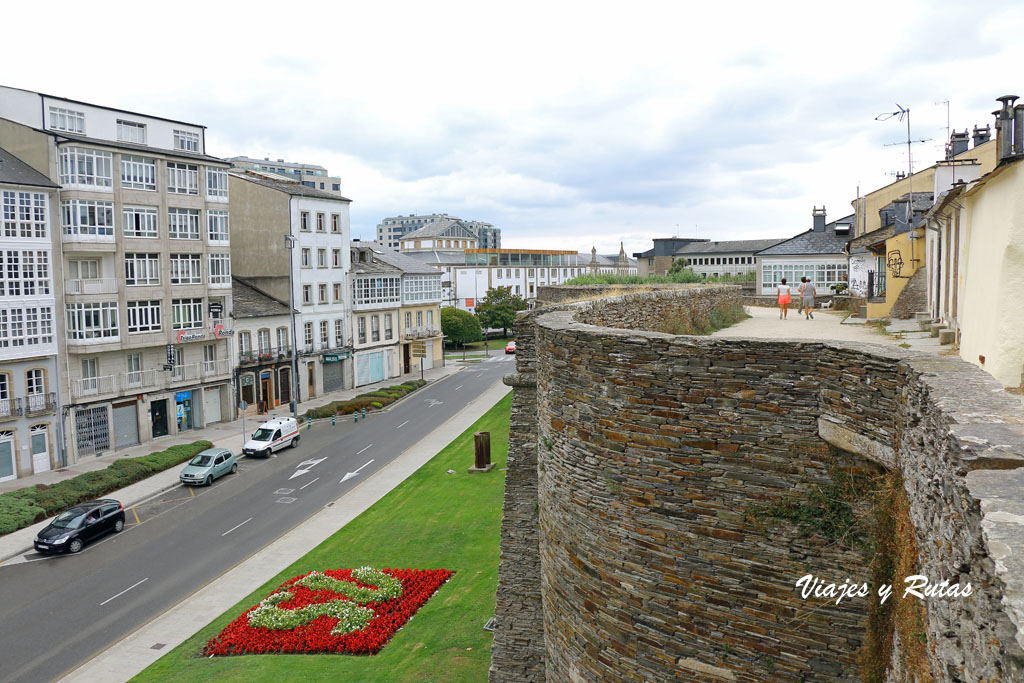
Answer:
xmin=400 ymin=250 xmax=468 ymax=266
xmin=674 ymin=238 xmax=787 ymax=256
xmin=232 ymin=278 xmax=292 ymax=319
xmin=755 ymin=215 xmax=855 ymax=257
xmin=401 ymin=219 xmax=477 ymax=240
xmin=360 ymin=242 xmax=442 ymax=275
xmin=0 ymin=146 xmax=58 ymax=188
xmin=229 ymin=171 xmax=352 ymax=202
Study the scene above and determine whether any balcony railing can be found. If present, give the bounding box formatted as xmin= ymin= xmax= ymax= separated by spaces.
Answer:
xmin=65 ymin=278 xmax=118 ymax=295
xmin=25 ymin=392 xmax=57 ymax=414
xmin=71 ymin=375 xmax=115 ymax=399
xmin=169 ymin=363 xmax=201 ymax=383
xmin=121 ymin=369 xmax=159 ymax=391
xmin=238 ymin=346 xmax=292 ymax=365
xmin=61 ymin=230 xmax=115 ymax=244
xmin=402 ymin=327 xmax=442 ymax=340
xmin=0 ymin=397 xmax=23 ymax=420
xmin=202 ymin=358 xmax=230 ymax=378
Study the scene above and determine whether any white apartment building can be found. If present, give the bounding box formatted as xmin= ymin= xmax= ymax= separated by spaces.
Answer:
xmin=376 ymin=213 xmax=460 ymax=249
xmin=349 ymin=243 xmax=403 ymax=386
xmin=0 ymin=86 xmax=235 ymax=460
xmin=451 ymin=250 xmax=587 ymax=311
xmin=226 ymin=156 xmax=342 ymax=196
xmin=228 ymin=172 xmax=352 ymax=400
xmin=0 ymin=147 xmax=62 ymax=480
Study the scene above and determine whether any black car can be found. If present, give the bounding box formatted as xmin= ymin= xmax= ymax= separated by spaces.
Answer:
xmin=34 ymin=499 xmax=125 ymax=554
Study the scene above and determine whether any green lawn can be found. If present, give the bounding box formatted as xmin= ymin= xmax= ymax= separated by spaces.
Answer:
xmin=134 ymin=394 xmax=512 ymax=683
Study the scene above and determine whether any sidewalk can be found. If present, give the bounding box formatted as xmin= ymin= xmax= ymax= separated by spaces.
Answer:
xmin=0 ymin=361 xmax=466 ymax=563
xmin=60 ymin=370 xmax=512 ymax=682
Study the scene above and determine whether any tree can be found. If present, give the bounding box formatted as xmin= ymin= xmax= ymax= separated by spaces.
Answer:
xmin=667 ymin=258 xmax=704 ymax=282
xmin=475 ymin=286 xmax=528 ymax=337
xmin=441 ymin=306 xmax=482 ymax=349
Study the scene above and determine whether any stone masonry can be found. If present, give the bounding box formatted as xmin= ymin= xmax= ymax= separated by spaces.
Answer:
xmin=490 ymin=285 xmax=1024 ymax=682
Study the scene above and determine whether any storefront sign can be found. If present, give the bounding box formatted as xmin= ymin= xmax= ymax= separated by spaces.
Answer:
xmin=411 ymin=341 xmax=427 ymax=358
xmin=323 ymin=354 xmax=340 ymax=363
xmin=209 ymin=302 xmax=223 ymax=317
xmin=241 ymin=375 xmax=255 ymax=387
xmin=176 ymin=330 xmax=206 ymax=343
xmin=166 ymin=344 xmax=176 ymax=366
xmin=175 ymin=391 xmax=192 ymax=402
xmin=212 ymin=322 xmax=235 ymax=338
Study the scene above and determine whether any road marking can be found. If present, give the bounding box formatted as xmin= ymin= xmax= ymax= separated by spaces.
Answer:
xmin=299 ymin=477 xmax=319 ymax=490
xmin=341 ymin=459 xmax=375 ymax=483
xmin=396 ymin=420 xmax=408 ymax=429
xmin=455 ymin=384 xmax=464 ymax=391
xmin=133 ymin=508 xmax=140 ymax=525
xmin=289 ymin=457 xmax=327 ymax=480
xmin=277 ymin=497 xmax=297 ymax=504
xmin=274 ymin=488 xmax=295 ymax=495
xmin=356 ymin=443 xmax=373 ymax=455
xmin=221 ymin=517 xmax=253 ymax=537
xmin=100 ymin=577 xmax=149 ymax=606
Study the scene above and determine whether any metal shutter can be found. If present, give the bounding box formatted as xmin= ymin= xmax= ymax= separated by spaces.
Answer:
xmin=322 ymin=360 xmax=343 ymax=393
xmin=113 ymin=402 xmax=139 ymax=450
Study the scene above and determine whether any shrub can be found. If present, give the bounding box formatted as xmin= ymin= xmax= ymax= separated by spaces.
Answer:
xmin=371 ymin=401 xmax=383 ymax=408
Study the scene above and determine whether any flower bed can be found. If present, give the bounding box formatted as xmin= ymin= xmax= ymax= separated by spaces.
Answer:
xmin=204 ymin=567 xmax=452 ymax=656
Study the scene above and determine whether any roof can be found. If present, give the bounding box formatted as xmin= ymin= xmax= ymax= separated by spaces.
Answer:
xmin=2 ymin=85 xmax=209 ymax=129
xmin=400 ymin=250 xmax=468 ymax=266
xmin=879 ymin=191 xmax=934 ymax=215
xmin=231 ymin=278 xmax=292 ymax=318
xmin=350 ymin=245 xmax=403 ymax=275
xmin=674 ymin=238 xmax=787 ymax=256
xmin=359 ymin=242 xmax=442 ymax=275
xmin=226 ymin=156 xmax=328 ymax=171
xmin=229 ymin=171 xmax=352 ymax=202
xmin=50 ymin=130 xmax=225 ymax=164
xmin=401 ymin=219 xmax=477 ymax=240
xmin=0 ymin=146 xmax=58 ymax=188
xmin=755 ymin=216 xmax=855 ymax=257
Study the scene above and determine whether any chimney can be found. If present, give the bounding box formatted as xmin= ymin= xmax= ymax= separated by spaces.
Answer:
xmin=947 ymin=129 xmax=970 ymax=158
xmin=973 ymin=124 xmax=991 ymax=147
xmin=995 ymin=95 xmax=1018 ymax=161
xmin=1015 ymin=104 xmax=1024 ymax=155
xmin=812 ymin=206 xmax=826 ymax=232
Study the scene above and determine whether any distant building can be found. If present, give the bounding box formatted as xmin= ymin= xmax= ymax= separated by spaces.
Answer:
xmin=226 ymin=156 xmax=342 ymax=197
xmin=754 ymin=208 xmax=854 ymax=296
xmin=633 ymin=237 xmax=708 ymax=276
xmin=399 ymin=219 xmax=479 ymax=253
xmin=377 ymin=213 xmax=460 ymax=249
xmin=586 ymin=244 xmax=638 ymax=276
xmin=673 ymin=238 xmax=786 ymax=279
xmin=465 ymin=221 xmax=501 ymax=249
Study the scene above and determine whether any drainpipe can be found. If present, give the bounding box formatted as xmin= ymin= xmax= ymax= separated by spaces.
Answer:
xmin=55 ymin=181 xmax=70 ymax=467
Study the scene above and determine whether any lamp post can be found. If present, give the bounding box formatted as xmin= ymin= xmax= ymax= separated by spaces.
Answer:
xmin=284 ymin=233 xmax=300 ymax=420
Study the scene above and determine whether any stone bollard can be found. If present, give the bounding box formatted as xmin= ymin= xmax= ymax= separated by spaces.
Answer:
xmin=468 ymin=431 xmax=495 ymax=473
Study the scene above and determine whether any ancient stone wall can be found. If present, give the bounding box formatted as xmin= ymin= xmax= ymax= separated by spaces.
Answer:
xmin=491 ymin=285 xmax=1024 ymax=682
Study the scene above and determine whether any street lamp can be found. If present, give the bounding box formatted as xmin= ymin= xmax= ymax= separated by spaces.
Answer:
xmin=284 ymin=234 xmax=300 ymax=419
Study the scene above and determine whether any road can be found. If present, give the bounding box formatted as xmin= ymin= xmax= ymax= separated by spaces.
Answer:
xmin=0 ymin=354 xmax=514 ymax=683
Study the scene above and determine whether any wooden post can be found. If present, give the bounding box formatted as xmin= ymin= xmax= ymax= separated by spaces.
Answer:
xmin=469 ymin=430 xmax=494 ymax=473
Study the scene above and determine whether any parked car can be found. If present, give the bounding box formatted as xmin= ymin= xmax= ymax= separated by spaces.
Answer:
xmin=505 ymin=341 xmax=516 ymax=354
xmin=242 ymin=417 xmax=300 ymax=457
xmin=180 ymin=447 xmax=238 ymax=486
xmin=34 ymin=499 xmax=125 ymax=554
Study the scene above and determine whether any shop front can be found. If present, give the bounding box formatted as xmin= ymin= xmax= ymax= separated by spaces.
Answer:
xmin=175 ymin=390 xmax=194 ymax=432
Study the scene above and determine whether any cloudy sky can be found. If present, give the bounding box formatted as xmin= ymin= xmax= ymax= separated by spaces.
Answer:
xmin=4 ymin=0 xmax=1023 ymax=255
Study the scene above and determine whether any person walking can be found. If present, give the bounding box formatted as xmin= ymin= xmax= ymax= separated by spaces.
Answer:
xmin=777 ymin=278 xmax=792 ymax=319
xmin=801 ymin=278 xmax=817 ymax=319
xmin=797 ymin=277 xmax=807 ymax=317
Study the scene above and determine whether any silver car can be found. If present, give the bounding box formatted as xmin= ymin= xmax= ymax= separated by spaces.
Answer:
xmin=180 ymin=448 xmax=237 ymax=486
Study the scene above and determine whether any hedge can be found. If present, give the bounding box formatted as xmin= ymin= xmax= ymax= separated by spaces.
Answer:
xmin=302 ymin=378 xmax=427 ymax=421
xmin=0 ymin=440 xmax=212 ymax=536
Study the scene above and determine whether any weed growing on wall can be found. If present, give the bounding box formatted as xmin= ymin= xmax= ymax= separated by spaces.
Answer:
xmin=656 ymin=302 xmax=749 ymax=336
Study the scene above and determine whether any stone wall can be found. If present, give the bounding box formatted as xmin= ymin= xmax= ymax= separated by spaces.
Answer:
xmin=491 ymin=285 xmax=1024 ymax=682
xmin=889 ymin=266 xmax=929 ymax=320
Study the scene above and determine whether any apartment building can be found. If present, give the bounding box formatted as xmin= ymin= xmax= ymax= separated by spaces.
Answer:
xmin=376 ymin=213 xmax=460 ymax=249
xmin=226 ymin=156 xmax=342 ymax=196
xmin=228 ymin=171 xmax=352 ymax=399
xmin=451 ymin=249 xmax=587 ymax=311
xmin=464 ymin=221 xmax=501 ymax=249
xmin=349 ymin=243 xmax=403 ymax=386
xmin=231 ymin=277 xmax=295 ymax=416
xmin=0 ymin=147 xmax=61 ymax=480
xmin=0 ymin=86 xmax=235 ymax=459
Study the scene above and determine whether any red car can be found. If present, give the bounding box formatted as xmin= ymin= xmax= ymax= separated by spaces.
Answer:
xmin=505 ymin=341 xmax=516 ymax=354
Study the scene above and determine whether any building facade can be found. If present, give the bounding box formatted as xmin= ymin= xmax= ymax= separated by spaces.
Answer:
xmin=349 ymin=243 xmax=403 ymax=386
xmin=632 ymin=237 xmax=708 ymax=277
xmin=0 ymin=86 xmax=236 ymax=460
xmin=226 ymin=156 xmax=342 ymax=196
xmin=231 ymin=277 xmax=295 ymax=417
xmin=376 ymin=213 xmax=460 ymax=249
xmin=465 ymin=221 xmax=501 ymax=249
xmin=0 ymin=147 xmax=62 ymax=480
xmin=673 ymin=238 xmax=785 ymax=279
xmin=754 ymin=208 xmax=853 ymax=295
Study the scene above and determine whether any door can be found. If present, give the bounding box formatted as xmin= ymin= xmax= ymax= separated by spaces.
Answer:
xmin=307 ymin=362 xmax=316 ymax=399
xmin=422 ymin=341 xmax=433 ymax=371
xmin=113 ymin=401 xmax=140 ymax=449
xmin=322 ymin=360 xmax=342 ymax=393
xmin=30 ymin=424 xmax=51 ymax=474
xmin=259 ymin=376 xmax=271 ymax=413
xmin=356 ymin=351 xmax=385 ymax=386
xmin=151 ymin=400 xmax=168 ymax=438
xmin=204 ymin=386 xmax=222 ymax=424
xmin=0 ymin=432 xmax=15 ymax=482
xmin=213 ymin=453 xmax=226 ymax=478
xmin=75 ymin=406 xmax=110 ymax=456
xmin=403 ymin=344 xmax=411 ymax=374
xmin=279 ymin=367 xmax=291 ymax=404
xmin=81 ymin=509 xmax=103 ymax=542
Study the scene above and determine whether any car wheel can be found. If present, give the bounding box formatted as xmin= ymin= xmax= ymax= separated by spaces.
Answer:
xmin=290 ymin=436 xmax=299 ymax=448
xmin=68 ymin=538 xmax=83 ymax=554
xmin=231 ymin=463 xmax=238 ymax=474
xmin=114 ymin=518 xmax=124 ymax=533
xmin=205 ymin=475 xmax=213 ymax=486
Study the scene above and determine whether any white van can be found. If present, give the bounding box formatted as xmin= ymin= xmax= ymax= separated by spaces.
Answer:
xmin=242 ymin=417 xmax=300 ymax=457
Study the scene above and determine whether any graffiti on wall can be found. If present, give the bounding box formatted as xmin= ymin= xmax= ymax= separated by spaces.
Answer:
xmin=887 ymin=250 xmax=904 ymax=278
xmin=848 ymin=254 xmax=869 ymax=296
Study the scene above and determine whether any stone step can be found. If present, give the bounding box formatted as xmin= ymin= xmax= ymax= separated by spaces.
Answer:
xmin=930 ymin=323 xmax=945 ymax=338
xmin=938 ymin=329 xmax=956 ymax=345
xmin=858 ymin=305 xmax=867 ymax=318
xmin=914 ymin=311 xmax=933 ymax=321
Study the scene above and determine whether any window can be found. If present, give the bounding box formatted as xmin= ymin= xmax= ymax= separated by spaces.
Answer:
xmin=26 ymin=369 xmax=45 ymax=400
xmin=318 ymin=283 xmax=327 ymax=303
xmin=123 ymin=206 xmax=158 ymax=238
xmin=206 ymin=168 xmax=228 ymax=199
xmin=403 ymin=275 xmax=442 ymax=302
xmin=126 ymin=300 xmax=162 ymax=333
xmin=416 ymin=311 xmax=423 ymax=328
xmin=59 ymin=147 xmax=112 ymax=188
xmin=2 ymin=191 xmax=48 ymax=239
xmin=427 ymin=310 xmax=433 ymax=328
xmin=170 ymin=254 xmax=202 ymax=284
xmin=0 ymin=250 xmax=50 ymax=296
xmin=167 ymin=163 xmax=199 ymax=195
xmin=371 ymin=315 xmax=380 ymax=342
xmin=117 ymin=120 xmax=146 ymax=144
xmin=168 ymin=208 xmax=200 ymax=239
xmin=174 ymin=130 xmax=200 ymax=152
xmin=124 ymin=253 xmax=160 ymax=286
xmin=239 ymin=332 xmax=251 ymax=356
xmin=65 ymin=302 xmax=118 ymax=339
xmin=405 ymin=312 xmax=412 ymax=329
xmin=209 ymin=254 xmax=231 ymax=285
xmin=334 ymin=319 xmax=343 ymax=346
xmin=317 ymin=249 xmax=327 ymax=268
xmin=332 ymin=184 xmax=340 ymax=192
xmin=68 ymin=259 xmax=99 ymax=281
xmin=121 ymin=156 xmax=156 ymax=190
xmin=256 ymin=330 xmax=270 ymax=354
xmin=332 ymin=249 xmax=341 ymax=267
xmin=302 ymin=284 xmax=312 ymax=304
xmin=384 ymin=314 xmax=392 ymax=340
xmin=514 ymin=269 xmax=520 ymax=277
xmin=277 ymin=327 xmax=289 ymax=352
xmin=61 ymin=200 xmax=114 ymax=237
xmin=301 ymin=248 xmax=311 ymax=267
xmin=171 ymin=298 xmax=203 ymax=329
xmin=353 ymin=277 xmax=402 ymax=305
xmin=496 ymin=269 xmax=502 ymax=279
xmin=300 ymin=212 xmax=310 ymax=231
xmin=320 ymin=320 xmax=329 ymax=346
xmin=0 ymin=307 xmax=54 ymax=347
xmin=304 ymin=322 xmax=313 ymax=348
xmin=207 ymin=209 xmax=229 ymax=243
xmin=316 ymin=213 xmax=325 ymax=232
xmin=358 ymin=317 xmax=366 ymax=344
xmin=331 ymin=214 xmax=340 ymax=232
xmin=49 ymin=106 xmax=85 ymax=134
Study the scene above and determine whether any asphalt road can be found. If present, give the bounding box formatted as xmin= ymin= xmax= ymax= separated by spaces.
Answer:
xmin=0 ymin=354 xmax=514 ymax=683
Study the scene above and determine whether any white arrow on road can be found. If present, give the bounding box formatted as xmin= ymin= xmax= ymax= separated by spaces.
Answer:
xmin=341 ymin=459 xmax=375 ymax=483
xmin=289 ymin=457 xmax=327 ymax=480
